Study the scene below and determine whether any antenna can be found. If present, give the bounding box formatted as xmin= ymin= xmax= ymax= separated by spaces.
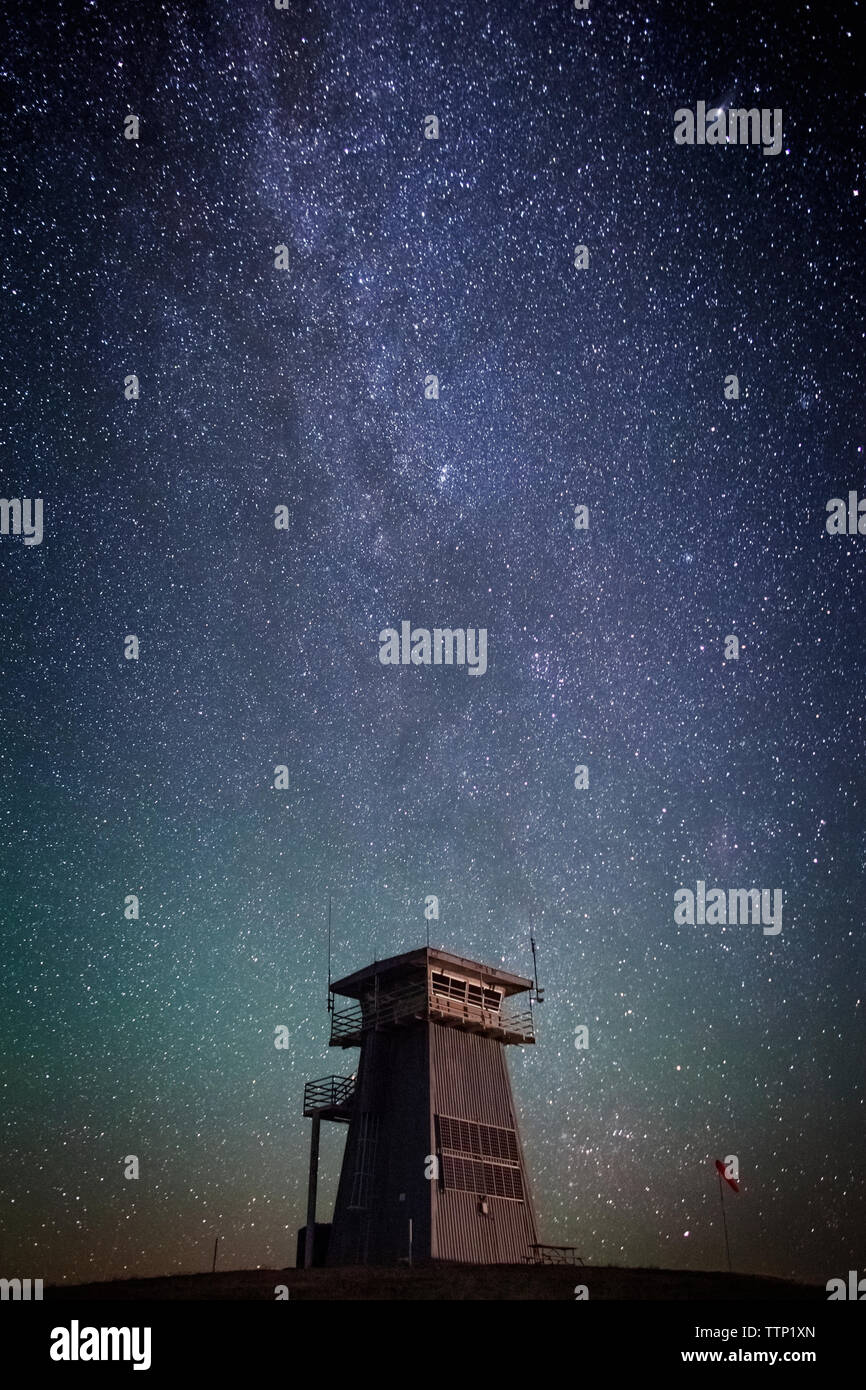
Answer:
xmin=327 ymin=894 xmax=333 ymax=1014
xmin=530 ymin=928 xmax=545 ymax=1004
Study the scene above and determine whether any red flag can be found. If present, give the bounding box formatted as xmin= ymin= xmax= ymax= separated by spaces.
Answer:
xmin=715 ymin=1158 xmax=739 ymax=1193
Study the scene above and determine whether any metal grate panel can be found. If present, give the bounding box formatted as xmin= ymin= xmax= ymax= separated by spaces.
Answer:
xmin=441 ymin=1154 xmax=525 ymax=1201
xmin=437 ymin=1112 xmax=524 ymax=1202
xmin=438 ymin=1114 xmax=520 ymax=1164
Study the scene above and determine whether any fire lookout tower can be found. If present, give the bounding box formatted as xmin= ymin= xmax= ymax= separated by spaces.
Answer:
xmin=301 ymin=946 xmax=539 ymax=1267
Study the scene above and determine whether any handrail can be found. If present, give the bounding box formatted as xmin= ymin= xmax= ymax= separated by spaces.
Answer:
xmin=329 ymin=981 xmax=535 ymax=1044
xmin=303 ymin=1074 xmax=356 ymax=1111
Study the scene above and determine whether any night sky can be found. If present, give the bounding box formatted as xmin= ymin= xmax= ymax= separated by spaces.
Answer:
xmin=1 ymin=0 xmax=863 ymax=1290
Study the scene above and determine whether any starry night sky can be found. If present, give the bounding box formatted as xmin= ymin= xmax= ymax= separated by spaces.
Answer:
xmin=1 ymin=0 xmax=863 ymax=1289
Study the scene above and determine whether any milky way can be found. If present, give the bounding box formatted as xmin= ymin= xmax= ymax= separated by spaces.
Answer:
xmin=0 ymin=0 xmax=862 ymax=1287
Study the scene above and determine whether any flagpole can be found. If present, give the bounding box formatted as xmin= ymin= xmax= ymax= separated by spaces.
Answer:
xmin=717 ymin=1170 xmax=732 ymax=1272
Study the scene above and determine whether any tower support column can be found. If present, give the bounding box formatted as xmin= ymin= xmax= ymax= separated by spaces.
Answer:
xmin=304 ymin=1112 xmax=321 ymax=1268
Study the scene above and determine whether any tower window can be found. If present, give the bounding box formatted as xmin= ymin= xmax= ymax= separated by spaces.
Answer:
xmin=431 ymin=972 xmax=503 ymax=1012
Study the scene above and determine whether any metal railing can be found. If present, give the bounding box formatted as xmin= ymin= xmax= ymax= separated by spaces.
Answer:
xmin=303 ymin=1074 xmax=356 ymax=1113
xmin=329 ymin=980 xmax=534 ymax=1045
xmin=329 ymin=986 xmax=428 ymax=1043
xmin=429 ymin=992 xmax=535 ymax=1042
xmin=329 ymin=1004 xmax=367 ymax=1044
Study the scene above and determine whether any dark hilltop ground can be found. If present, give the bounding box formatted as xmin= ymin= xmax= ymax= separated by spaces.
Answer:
xmin=47 ymin=1264 xmax=825 ymax=1301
